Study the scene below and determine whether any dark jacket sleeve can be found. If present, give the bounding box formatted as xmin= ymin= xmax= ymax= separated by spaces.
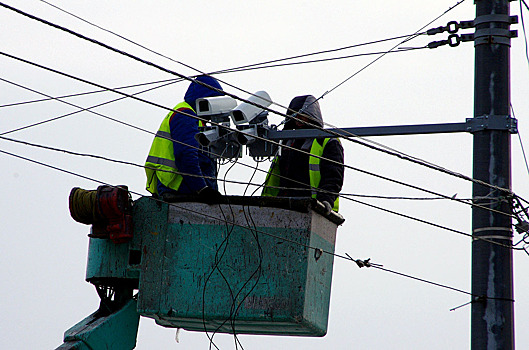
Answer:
xmin=316 ymin=138 xmax=344 ymax=204
xmin=170 ymin=108 xmax=207 ymax=192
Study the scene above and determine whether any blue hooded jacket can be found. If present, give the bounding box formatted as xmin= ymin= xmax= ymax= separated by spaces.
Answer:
xmin=157 ymin=75 xmax=224 ymax=195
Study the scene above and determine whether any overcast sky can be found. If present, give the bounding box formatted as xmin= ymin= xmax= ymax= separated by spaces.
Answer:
xmin=2 ymin=1 xmax=529 ymax=349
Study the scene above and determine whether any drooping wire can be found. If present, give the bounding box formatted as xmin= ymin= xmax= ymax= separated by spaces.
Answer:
xmin=209 ymin=34 xmax=428 ymax=75
xmin=3 ymin=1 xmax=515 ymax=202
xmin=521 ymin=0 xmax=529 ymax=71
xmin=37 ymin=0 xmax=201 ymax=75
xmin=2 ymin=64 xmax=521 ymax=234
xmin=0 ymin=77 xmax=180 ymax=108
xmin=207 ymin=156 xmax=260 ymax=349
xmin=511 ymin=104 xmax=529 ymax=177
xmin=2 ymin=54 xmax=519 ymax=224
xmin=32 ymin=0 xmax=487 ymax=200
xmin=2 ymin=3 xmax=520 ymax=221
xmin=315 ymin=0 xmax=468 ymax=102
xmin=202 ymin=202 xmax=237 ymax=350
xmin=5 ymin=0 xmax=500 ymax=204
xmin=0 ymin=76 xmax=181 ymax=136
xmin=1 ymin=144 xmax=523 ymax=253
xmin=0 ymin=147 xmax=522 ymax=307
xmin=228 ymin=204 xmax=262 ymax=348
xmin=210 ymin=47 xmax=428 ymax=74
xmin=3 ymin=59 xmax=508 ymax=211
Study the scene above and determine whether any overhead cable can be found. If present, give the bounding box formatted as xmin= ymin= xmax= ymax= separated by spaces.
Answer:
xmin=523 ymin=0 xmax=529 ymax=12
xmin=0 ymin=147 xmax=518 ymax=304
xmin=2 ymin=1 xmax=514 ymax=200
xmin=511 ymin=105 xmax=529 ymax=178
xmin=211 ymin=47 xmax=427 ymax=74
xmin=37 ymin=0 xmax=201 ymax=74
xmin=0 ymin=2 xmax=274 ymax=116
xmin=0 ymin=58 xmax=517 ymax=221
xmin=520 ymin=0 xmax=529 ymax=71
xmin=316 ymin=0 xmax=468 ymax=101
xmin=0 ymin=77 xmax=180 ymax=108
xmin=37 ymin=0 xmax=430 ymax=111
xmin=0 ymin=76 xmax=179 ymax=136
xmin=0 ymin=139 xmax=519 ymax=249
xmin=3 ymin=1 xmax=518 ymax=212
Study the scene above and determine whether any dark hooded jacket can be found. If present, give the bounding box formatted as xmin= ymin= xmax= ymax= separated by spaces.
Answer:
xmin=157 ymin=75 xmax=223 ymax=195
xmin=277 ymin=95 xmax=344 ymax=205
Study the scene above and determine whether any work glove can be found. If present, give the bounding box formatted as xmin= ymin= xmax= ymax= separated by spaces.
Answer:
xmin=322 ymin=201 xmax=333 ymax=215
xmin=197 ymin=186 xmax=224 ymax=205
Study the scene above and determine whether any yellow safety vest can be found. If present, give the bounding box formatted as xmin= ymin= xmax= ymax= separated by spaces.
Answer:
xmin=145 ymin=102 xmax=204 ymax=195
xmin=262 ymin=138 xmax=340 ymax=212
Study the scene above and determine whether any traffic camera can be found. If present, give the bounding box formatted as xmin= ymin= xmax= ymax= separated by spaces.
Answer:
xmin=230 ymin=91 xmax=271 ymax=125
xmin=194 ymin=91 xmax=276 ymax=159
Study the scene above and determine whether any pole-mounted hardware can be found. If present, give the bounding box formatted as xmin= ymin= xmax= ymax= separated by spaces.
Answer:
xmin=426 ymin=15 xmax=518 ymax=48
xmin=466 ymin=115 xmax=518 ymax=133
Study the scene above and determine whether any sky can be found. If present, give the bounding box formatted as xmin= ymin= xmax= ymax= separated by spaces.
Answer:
xmin=1 ymin=0 xmax=529 ymax=349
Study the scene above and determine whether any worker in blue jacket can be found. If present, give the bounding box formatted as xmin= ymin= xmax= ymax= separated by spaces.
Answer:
xmin=145 ymin=75 xmax=223 ymax=203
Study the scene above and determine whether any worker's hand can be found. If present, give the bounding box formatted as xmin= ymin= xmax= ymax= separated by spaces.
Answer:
xmin=322 ymin=201 xmax=333 ymax=215
xmin=197 ymin=186 xmax=224 ymax=204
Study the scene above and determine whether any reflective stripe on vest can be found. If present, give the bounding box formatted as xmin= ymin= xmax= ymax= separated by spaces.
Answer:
xmin=262 ymin=138 xmax=340 ymax=212
xmin=145 ymin=101 xmax=196 ymax=195
xmin=309 ymin=138 xmax=339 ymax=212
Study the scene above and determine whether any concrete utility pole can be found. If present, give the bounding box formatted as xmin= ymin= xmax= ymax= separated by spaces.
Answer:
xmin=471 ymin=0 xmax=515 ymax=348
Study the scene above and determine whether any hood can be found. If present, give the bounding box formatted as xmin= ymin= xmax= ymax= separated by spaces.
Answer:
xmin=283 ymin=95 xmax=324 ymax=130
xmin=184 ymin=75 xmax=224 ymax=110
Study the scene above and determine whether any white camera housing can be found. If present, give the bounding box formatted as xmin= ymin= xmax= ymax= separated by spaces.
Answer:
xmin=230 ymin=91 xmax=271 ymax=125
xmin=195 ymin=127 xmax=221 ymax=147
xmin=196 ymin=96 xmax=237 ymax=116
xmin=236 ymin=126 xmax=258 ymax=145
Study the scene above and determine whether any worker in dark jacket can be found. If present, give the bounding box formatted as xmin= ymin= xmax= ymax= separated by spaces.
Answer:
xmin=262 ymin=95 xmax=344 ymax=212
xmin=145 ymin=75 xmax=223 ymax=202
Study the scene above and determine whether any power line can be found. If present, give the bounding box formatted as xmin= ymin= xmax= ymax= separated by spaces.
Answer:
xmin=0 ymin=1 xmax=294 ymax=123
xmin=37 ymin=0 xmax=202 ymax=75
xmin=276 ymin=0 xmax=501 ymax=199
xmin=0 ymin=59 xmax=517 ymax=222
xmin=3 ymin=46 xmax=479 ymax=203
xmin=0 ymin=77 xmax=180 ymax=108
xmin=341 ymin=193 xmax=516 ymax=249
xmin=520 ymin=0 xmax=529 ymax=72
xmin=0 ymin=53 xmax=457 ymax=199
xmin=0 ymin=76 xmax=179 ymax=136
xmin=317 ymin=0 xmax=468 ymax=101
xmin=36 ymin=0 xmax=432 ymax=112
xmin=0 ymin=147 xmax=516 ymax=305
xmin=0 ymin=135 xmax=258 ymax=188
xmin=39 ymin=0 xmax=432 ymax=76
xmin=3 ymin=1 xmax=520 ymax=218
xmin=511 ymin=104 xmax=529 ymax=178
xmin=3 ymin=1 xmax=514 ymax=201
xmin=1 ymin=136 xmax=520 ymax=250
xmin=523 ymin=0 xmax=529 ymax=12
xmin=211 ymin=47 xmax=428 ymax=74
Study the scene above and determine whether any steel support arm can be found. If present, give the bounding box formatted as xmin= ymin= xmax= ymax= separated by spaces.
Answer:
xmin=267 ymin=115 xmax=517 ymax=140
